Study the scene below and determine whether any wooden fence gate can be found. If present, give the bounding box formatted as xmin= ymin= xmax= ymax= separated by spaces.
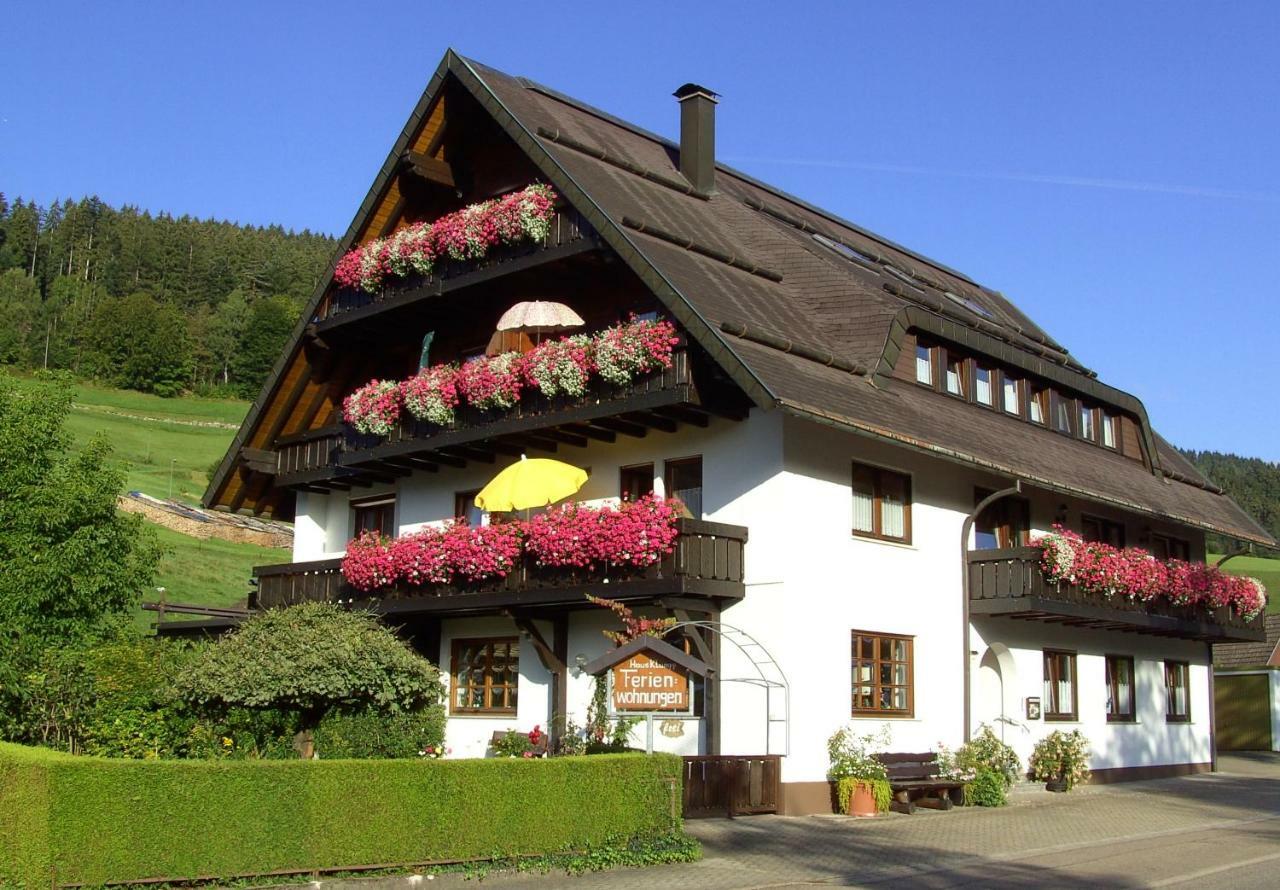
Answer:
xmin=682 ymin=755 xmax=781 ymax=818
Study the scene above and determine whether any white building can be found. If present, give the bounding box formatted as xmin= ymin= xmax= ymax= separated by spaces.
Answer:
xmin=200 ymin=51 xmax=1272 ymax=814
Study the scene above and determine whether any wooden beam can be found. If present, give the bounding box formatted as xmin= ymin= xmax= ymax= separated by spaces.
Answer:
xmin=239 ymin=447 xmax=278 ymax=474
xmin=426 ymin=451 xmax=467 ymax=469
xmin=440 ymin=446 xmax=495 ymax=464
xmin=384 ymin=456 xmax=439 ymax=473
xmin=562 ymin=423 xmax=615 ymax=443
xmin=624 ymin=411 xmax=678 ymax=434
xmin=592 ymin=417 xmax=648 ymax=438
xmin=402 ymin=150 xmax=456 ymax=189
xmin=482 ymin=439 xmax=525 ymax=458
xmin=655 ymin=405 xmax=710 ymax=428
xmin=542 ymin=428 xmax=589 ymax=449
xmin=509 ymin=435 xmax=558 ymax=453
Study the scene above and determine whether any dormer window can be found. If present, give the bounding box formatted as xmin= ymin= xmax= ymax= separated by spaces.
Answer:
xmin=1078 ymin=404 xmax=1096 ymax=442
xmin=1101 ymin=412 xmax=1118 ymax=449
xmin=915 ymin=343 xmax=934 ymax=386
xmin=945 ymin=353 xmax=966 ymax=397
xmin=1002 ymin=376 xmax=1022 ymax=416
xmin=1052 ymin=392 xmax=1074 ymax=435
xmin=974 ymin=364 xmax=994 ymax=407
xmin=1029 ymin=386 xmax=1048 ymax=424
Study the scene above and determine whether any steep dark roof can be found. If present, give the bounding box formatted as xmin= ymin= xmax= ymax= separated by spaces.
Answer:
xmin=1215 ymin=614 xmax=1280 ymax=669
xmin=204 ymin=50 xmax=1274 ymax=547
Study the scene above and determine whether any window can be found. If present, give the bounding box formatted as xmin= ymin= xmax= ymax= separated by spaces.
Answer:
xmin=1165 ymin=661 xmax=1191 ymax=722
xmin=851 ymin=462 xmax=912 ymax=543
xmin=974 ymin=364 xmax=994 ymax=407
xmin=1043 ymin=650 xmax=1078 ymax=721
xmin=945 ymin=353 xmax=966 ymax=397
xmin=351 ymin=497 xmax=395 ymax=538
xmin=1105 ymin=655 xmax=1136 ymax=722
xmin=1082 ymin=515 xmax=1126 ymax=548
xmin=1002 ymin=376 xmax=1022 ymax=416
xmin=620 ymin=463 xmax=655 ymax=502
xmin=1051 ymin=392 xmax=1074 ymax=435
xmin=1029 ymin=386 xmax=1048 ymax=424
xmin=451 ymin=638 xmax=519 ymax=715
xmin=1150 ymin=534 xmax=1191 ymax=561
xmin=914 ymin=343 xmax=934 ymax=386
xmin=851 ymin=631 xmax=913 ymax=717
xmin=973 ymin=489 xmax=1030 ymax=549
xmin=664 ymin=456 xmax=703 ymax=518
xmin=1101 ymin=412 xmax=1118 ymax=449
xmin=454 ymin=489 xmax=484 ymax=526
xmin=1079 ymin=404 xmax=1096 ymax=442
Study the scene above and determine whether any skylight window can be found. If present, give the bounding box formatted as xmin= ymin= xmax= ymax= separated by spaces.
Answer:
xmin=811 ymin=233 xmax=877 ymax=268
xmin=944 ymin=291 xmax=995 ymax=320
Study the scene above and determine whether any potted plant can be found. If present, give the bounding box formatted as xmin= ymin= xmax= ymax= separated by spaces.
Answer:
xmin=1030 ymin=729 xmax=1091 ymax=792
xmin=827 ymin=725 xmax=893 ymax=817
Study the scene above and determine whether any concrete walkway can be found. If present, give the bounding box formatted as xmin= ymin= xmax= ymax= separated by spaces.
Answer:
xmin=283 ymin=754 xmax=1280 ymax=889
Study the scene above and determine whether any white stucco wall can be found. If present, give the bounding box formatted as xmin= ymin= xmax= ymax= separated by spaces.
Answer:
xmin=290 ymin=408 xmax=1218 ymax=783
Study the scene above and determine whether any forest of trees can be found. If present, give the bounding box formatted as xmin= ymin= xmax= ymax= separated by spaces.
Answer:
xmin=0 ymin=194 xmax=335 ymax=397
xmin=1182 ymin=450 xmax=1280 ymax=546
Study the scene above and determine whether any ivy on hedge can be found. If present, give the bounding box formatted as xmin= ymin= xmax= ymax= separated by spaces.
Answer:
xmin=0 ymin=743 xmax=684 ymax=889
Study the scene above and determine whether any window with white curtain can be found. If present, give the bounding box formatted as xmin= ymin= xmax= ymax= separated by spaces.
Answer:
xmin=1165 ymin=661 xmax=1190 ymax=722
xmin=1043 ymin=650 xmax=1077 ymax=720
xmin=1105 ymin=655 xmax=1135 ymax=722
xmin=1002 ymin=376 xmax=1021 ymax=415
xmin=915 ymin=343 xmax=933 ymax=385
xmin=1101 ymin=412 xmax=1117 ymax=448
xmin=851 ymin=462 xmax=912 ymax=543
xmin=974 ymin=365 xmax=993 ymax=406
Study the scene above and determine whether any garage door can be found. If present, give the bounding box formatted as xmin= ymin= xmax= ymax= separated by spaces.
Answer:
xmin=1216 ymin=674 xmax=1272 ymax=751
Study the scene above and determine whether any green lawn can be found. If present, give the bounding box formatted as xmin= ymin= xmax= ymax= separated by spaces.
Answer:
xmin=1209 ymin=552 xmax=1280 ymax=614
xmin=151 ymin=523 xmax=288 ymax=607
xmin=50 ymin=382 xmax=249 ymax=505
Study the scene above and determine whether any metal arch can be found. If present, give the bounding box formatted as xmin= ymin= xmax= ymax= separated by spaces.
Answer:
xmin=662 ymin=620 xmax=791 ymax=757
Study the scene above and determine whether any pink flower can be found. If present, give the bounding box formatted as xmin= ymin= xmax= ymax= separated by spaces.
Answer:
xmin=1034 ymin=524 xmax=1267 ymax=620
xmin=332 ymin=184 xmax=558 ymax=294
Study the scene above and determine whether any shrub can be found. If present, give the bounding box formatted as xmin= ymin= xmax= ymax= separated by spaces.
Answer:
xmin=312 ymin=707 xmax=446 ymax=759
xmin=957 ymin=724 xmax=1022 ymax=791
xmin=0 ymin=743 xmax=684 ymax=889
xmin=1030 ymin=729 xmax=1092 ymax=790
xmin=177 ymin=603 xmax=444 ymax=757
xmin=963 ymin=766 xmax=1008 ymax=807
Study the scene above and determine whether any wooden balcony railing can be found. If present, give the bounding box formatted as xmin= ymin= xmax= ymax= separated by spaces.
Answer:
xmin=967 ymin=547 xmax=1265 ymax=642
xmin=274 ymin=344 xmax=696 ymax=484
xmin=252 ymin=518 xmax=747 ymax=613
xmin=316 ymin=207 xmax=594 ymax=323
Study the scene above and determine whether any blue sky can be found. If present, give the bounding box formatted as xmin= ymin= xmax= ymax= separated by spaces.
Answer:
xmin=2 ymin=1 xmax=1277 ymax=459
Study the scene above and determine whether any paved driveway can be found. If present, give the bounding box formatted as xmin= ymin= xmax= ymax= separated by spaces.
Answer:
xmin=297 ymin=753 xmax=1280 ymax=889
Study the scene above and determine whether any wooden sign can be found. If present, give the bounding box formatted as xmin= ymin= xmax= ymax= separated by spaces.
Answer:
xmin=610 ymin=651 xmax=691 ymax=712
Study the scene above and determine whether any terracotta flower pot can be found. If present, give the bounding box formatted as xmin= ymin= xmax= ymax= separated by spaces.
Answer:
xmin=848 ymin=781 xmax=879 ymax=817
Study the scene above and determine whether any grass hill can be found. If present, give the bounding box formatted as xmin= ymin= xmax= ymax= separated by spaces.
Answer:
xmin=4 ymin=373 xmax=288 ymax=623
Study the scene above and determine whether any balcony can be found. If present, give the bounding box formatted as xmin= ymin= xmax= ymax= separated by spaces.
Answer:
xmin=272 ymin=344 xmax=744 ymax=490
xmin=251 ymin=518 xmax=747 ymax=615
xmin=314 ymin=207 xmax=598 ymax=327
xmin=967 ymin=547 xmax=1265 ymax=643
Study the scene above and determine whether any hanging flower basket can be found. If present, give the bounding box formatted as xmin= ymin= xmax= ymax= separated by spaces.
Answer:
xmin=341 ymin=379 xmax=403 ymax=437
xmin=333 ymin=184 xmax=558 ymax=294
xmin=1035 ymin=525 xmax=1266 ymax=621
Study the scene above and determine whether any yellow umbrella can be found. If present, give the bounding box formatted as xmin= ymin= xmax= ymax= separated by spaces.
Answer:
xmin=474 ymin=456 xmax=588 ymax=512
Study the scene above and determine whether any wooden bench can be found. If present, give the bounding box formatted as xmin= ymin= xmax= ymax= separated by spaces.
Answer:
xmin=489 ymin=729 xmax=549 ymax=757
xmin=875 ymin=752 xmax=965 ymax=814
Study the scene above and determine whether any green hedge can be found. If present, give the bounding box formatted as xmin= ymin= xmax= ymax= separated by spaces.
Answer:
xmin=0 ymin=742 xmax=682 ymax=888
